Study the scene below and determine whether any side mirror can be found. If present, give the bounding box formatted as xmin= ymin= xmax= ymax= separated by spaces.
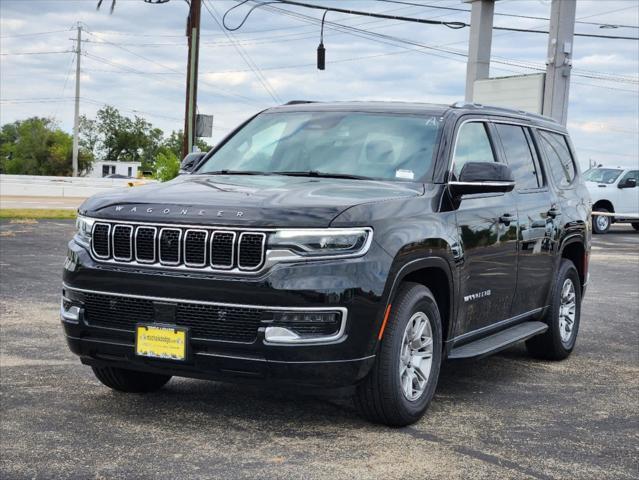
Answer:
xmin=449 ymin=162 xmax=515 ymax=196
xmin=179 ymin=152 xmax=206 ymax=175
xmin=618 ymin=178 xmax=637 ymax=189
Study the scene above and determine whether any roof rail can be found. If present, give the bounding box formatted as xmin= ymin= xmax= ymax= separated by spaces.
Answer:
xmin=284 ymin=100 xmax=317 ymax=105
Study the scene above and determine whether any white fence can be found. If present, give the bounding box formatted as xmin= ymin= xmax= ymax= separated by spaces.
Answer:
xmin=0 ymin=174 xmax=154 ymax=198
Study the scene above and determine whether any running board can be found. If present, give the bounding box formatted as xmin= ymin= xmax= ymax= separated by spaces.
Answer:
xmin=448 ymin=321 xmax=548 ymax=360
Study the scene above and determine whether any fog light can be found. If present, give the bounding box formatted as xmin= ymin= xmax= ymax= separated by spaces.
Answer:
xmin=60 ymin=297 xmax=81 ymax=323
xmin=264 ymin=310 xmax=344 ymax=344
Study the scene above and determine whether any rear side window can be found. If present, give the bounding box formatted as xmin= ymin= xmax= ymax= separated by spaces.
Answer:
xmin=453 ymin=122 xmax=496 ymax=177
xmin=495 ymin=124 xmax=540 ymax=190
xmin=537 ymin=131 xmax=576 ymax=187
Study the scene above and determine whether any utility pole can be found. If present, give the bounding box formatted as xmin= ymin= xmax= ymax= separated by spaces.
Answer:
xmin=72 ymin=23 xmax=82 ymax=177
xmin=464 ymin=0 xmax=494 ymax=102
xmin=542 ymin=0 xmax=576 ymax=126
xmin=182 ymin=0 xmax=201 ymax=159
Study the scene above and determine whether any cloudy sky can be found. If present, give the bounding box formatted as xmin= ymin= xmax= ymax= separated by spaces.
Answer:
xmin=1 ymin=0 xmax=638 ymax=169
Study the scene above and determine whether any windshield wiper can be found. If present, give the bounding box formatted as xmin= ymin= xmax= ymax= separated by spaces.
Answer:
xmin=197 ymin=170 xmax=272 ymax=176
xmin=274 ymin=170 xmax=372 ymax=180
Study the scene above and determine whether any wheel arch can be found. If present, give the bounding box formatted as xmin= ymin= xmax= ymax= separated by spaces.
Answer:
xmin=382 ymin=256 xmax=455 ymax=344
xmin=559 ymin=236 xmax=587 ymax=291
xmin=593 ymin=199 xmax=615 ymax=213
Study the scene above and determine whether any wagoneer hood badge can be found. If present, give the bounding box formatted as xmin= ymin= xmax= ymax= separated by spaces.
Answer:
xmin=79 ymin=174 xmax=423 ymax=228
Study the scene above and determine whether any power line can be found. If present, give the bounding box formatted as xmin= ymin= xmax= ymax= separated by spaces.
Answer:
xmin=203 ymin=0 xmax=281 ymax=103
xmin=225 ymin=0 xmax=638 ymax=41
xmin=0 ymin=50 xmax=73 ymax=56
xmin=0 ymin=29 xmax=72 ymax=39
xmin=82 ymin=30 xmax=269 ymax=105
xmin=377 ymin=1 xmax=639 ymax=30
xmin=255 ymin=3 xmax=638 ymax=85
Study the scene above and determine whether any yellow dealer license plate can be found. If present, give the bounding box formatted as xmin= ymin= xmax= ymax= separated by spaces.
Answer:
xmin=135 ymin=325 xmax=187 ymax=361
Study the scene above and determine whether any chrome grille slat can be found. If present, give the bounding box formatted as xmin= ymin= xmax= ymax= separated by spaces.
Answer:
xmin=238 ymin=232 xmax=266 ymax=270
xmin=210 ymin=231 xmax=235 ymax=269
xmin=184 ymin=229 xmax=208 ymax=267
xmin=92 ymin=223 xmax=111 ymax=259
xmin=159 ymin=228 xmax=182 ymax=265
xmin=112 ymin=225 xmax=133 ymax=261
xmin=88 ymin=221 xmax=267 ymax=273
xmin=135 ymin=226 xmax=157 ymax=263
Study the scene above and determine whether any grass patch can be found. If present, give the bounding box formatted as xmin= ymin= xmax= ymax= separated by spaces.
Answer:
xmin=0 ymin=209 xmax=77 ymax=220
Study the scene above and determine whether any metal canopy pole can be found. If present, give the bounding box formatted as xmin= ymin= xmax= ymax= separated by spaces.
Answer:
xmin=542 ymin=0 xmax=576 ymax=126
xmin=464 ymin=0 xmax=494 ymax=102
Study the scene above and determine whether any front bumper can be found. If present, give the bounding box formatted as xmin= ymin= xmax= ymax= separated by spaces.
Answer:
xmin=62 ymin=238 xmax=392 ymax=387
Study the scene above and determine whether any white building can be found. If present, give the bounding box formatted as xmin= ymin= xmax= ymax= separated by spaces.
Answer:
xmin=87 ymin=161 xmax=142 ymax=178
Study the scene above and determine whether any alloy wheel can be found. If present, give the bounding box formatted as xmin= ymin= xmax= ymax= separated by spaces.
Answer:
xmin=558 ymin=278 xmax=577 ymax=344
xmin=399 ymin=312 xmax=434 ymax=401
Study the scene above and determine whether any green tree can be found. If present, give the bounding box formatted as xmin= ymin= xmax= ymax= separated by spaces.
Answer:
xmin=81 ymin=106 xmax=166 ymax=171
xmin=0 ymin=117 xmax=93 ymax=175
xmin=163 ymin=130 xmax=213 ymax=159
xmin=153 ymin=148 xmax=180 ymax=182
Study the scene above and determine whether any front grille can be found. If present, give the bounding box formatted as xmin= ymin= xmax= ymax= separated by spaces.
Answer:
xmin=238 ymin=233 xmax=266 ymax=270
xmin=112 ymin=225 xmax=132 ymax=260
xmin=81 ymin=292 xmax=266 ymax=343
xmin=159 ymin=228 xmax=181 ymax=265
xmin=91 ymin=222 xmax=267 ymax=272
xmin=92 ymin=224 xmax=110 ymax=258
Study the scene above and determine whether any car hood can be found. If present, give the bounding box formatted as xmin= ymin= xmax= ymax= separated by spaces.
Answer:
xmin=79 ymin=174 xmax=424 ymax=227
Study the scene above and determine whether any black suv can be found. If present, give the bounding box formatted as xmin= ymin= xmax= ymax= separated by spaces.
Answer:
xmin=62 ymin=101 xmax=591 ymax=426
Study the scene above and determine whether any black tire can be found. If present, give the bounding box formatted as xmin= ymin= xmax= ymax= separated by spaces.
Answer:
xmin=92 ymin=366 xmax=171 ymax=393
xmin=355 ymin=283 xmax=442 ymax=427
xmin=526 ymin=259 xmax=581 ymax=360
xmin=632 ymin=222 xmax=639 ymax=231
xmin=592 ymin=208 xmax=611 ymax=234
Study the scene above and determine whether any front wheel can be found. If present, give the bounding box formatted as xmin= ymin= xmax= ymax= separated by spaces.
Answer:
xmin=592 ymin=208 xmax=611 ymax=234
xmin=355 ymin=283 xmax=442 ymax=426
xmin=526 ymin=259 xmax=581 ymax=360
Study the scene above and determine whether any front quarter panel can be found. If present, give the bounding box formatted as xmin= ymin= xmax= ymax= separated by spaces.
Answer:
xmin=331 ymin=184 xmax=459 ymax=345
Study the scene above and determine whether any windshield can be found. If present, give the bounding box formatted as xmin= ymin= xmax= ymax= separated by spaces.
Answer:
xmin=197 ymin=111 xmax=443 ymax=181
xmin=584 ymin=168 xmax=623 ymax=184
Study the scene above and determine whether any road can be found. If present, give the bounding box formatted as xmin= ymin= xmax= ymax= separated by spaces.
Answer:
xmin=0 ymin=196 xmax=85 ymax=210
xmin=1 ymin=220 xmax=637 ymax=479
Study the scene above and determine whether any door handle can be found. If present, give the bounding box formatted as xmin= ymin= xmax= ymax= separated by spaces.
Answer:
xmin=499 ymin=213 xmax=517 ymax=225
xmin=547 ymin=207 xmax=561 ymax=218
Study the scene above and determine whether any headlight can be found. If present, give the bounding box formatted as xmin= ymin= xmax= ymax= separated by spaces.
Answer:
xmin=268 ymin=228 xmax=372 ymax=258
xmin=75 ymin=215 xmax=95 ymax=247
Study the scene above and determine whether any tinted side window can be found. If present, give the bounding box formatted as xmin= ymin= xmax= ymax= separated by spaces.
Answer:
xmin=495 ymin=124 xmax=540 ymax=190
xmin=453 ymin=122 xmax=496 ymax=177
xmin=537 ymin=131 xmax=576 ymax=187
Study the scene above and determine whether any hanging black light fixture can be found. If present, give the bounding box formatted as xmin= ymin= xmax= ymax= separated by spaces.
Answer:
xmin=317 ymin=10 xmax=328 ymax=70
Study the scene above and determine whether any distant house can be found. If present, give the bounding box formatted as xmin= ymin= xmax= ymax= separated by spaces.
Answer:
xmin=88 ymin=161 xmax=141 ymax=178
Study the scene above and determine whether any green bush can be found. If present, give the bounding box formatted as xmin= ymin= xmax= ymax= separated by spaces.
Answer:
xmin=154 ymin=148 xmax=180 ymax=182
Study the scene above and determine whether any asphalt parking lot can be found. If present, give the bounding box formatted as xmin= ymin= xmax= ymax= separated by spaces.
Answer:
xmin=1 ymin=220 xmax=637 ymax=480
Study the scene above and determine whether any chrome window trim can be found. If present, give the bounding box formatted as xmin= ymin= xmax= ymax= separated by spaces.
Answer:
xmin=238 ymin=232 xmax=267 ymax=271
xmin=210 ymin=230 xmax=236 ymax=269
xmin=90 ymin=222 xmax=111 ymax=259
xmin=112 ymin=224 xmax=133 ymax=262
xmin=158 ymin=228 xmax=182 ymax=266
xmin=183 ymin=229 xmax=208 ymax=268
xmin=447 ymin=116 xmax=567 ymax=184
xmin=63 ymin=283 xmax=348 ymax=346
xmin=448 ymin=181 xmax=515 ymax=188
xmin=134 ymin=226 xmax=157 ymax=264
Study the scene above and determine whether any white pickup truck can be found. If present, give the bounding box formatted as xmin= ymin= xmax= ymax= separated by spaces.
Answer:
xmin=585 ymin=167 xmax=639 ymax=234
